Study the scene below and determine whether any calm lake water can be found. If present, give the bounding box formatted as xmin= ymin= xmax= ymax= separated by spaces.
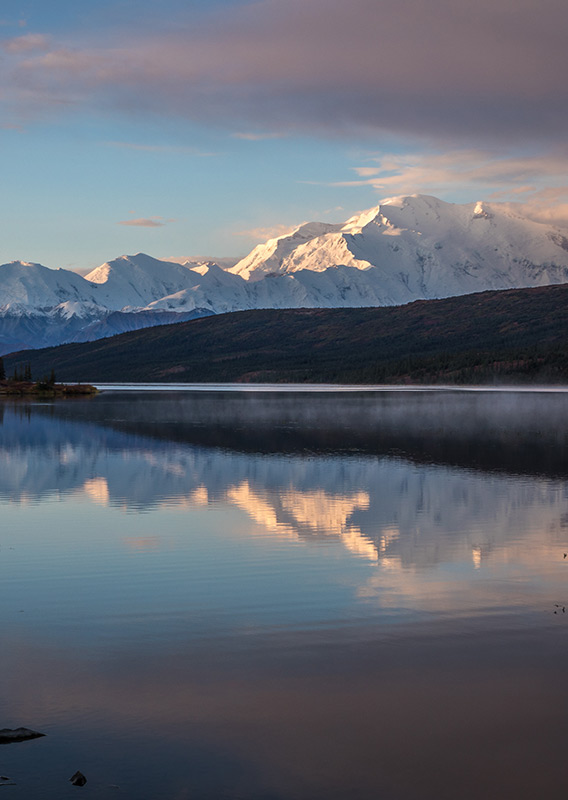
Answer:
xmin=1 ymin=388 xmax=568 ymax=799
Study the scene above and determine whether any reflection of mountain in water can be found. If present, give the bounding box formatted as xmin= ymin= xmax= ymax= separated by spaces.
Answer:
xmin=23 ymin=389 xmax=568 ymax=477
xmin=2 ymin=393 xmax=568 ymax=570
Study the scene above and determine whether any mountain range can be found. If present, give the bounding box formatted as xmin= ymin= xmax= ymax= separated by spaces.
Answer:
xmin=2 ymin=194 xmax=568 ymax=354
xmin=6 ymin=284 xmax=568 ymax=385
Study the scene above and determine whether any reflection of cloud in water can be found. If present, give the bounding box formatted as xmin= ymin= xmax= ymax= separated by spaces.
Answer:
xmin=123 ymin=535 xmax=161 ymax=552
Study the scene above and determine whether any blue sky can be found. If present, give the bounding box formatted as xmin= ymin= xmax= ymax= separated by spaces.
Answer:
xmin=2 ymin=0 xmax=568 ymax=270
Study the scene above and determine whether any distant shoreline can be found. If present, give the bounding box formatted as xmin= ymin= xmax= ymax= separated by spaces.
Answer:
xmin=4 ymin=287 xmax=568 ymax=386
xmin=92 ymin=382 xmax=568 ymax=394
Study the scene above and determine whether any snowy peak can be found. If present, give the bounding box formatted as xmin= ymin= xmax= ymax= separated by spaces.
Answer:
xmin=341 ymin=194 xmax=524 ymax=236
xmin=86 ymin=253 xmax=185 ymax=283
xmin=229 ymin=194 xmax=568 ymax=295
xmin=84 ymin=253 xmax=205 ymax=310
xmin=340 ymin=194 xmax=450 ymax=233
xmin=0 ymin=260 xmax=102 ymax=316
xmin=230 ymin=221 xmax=343 ymax=281
xmin=472 ymin=201 xmax=492 ymax=219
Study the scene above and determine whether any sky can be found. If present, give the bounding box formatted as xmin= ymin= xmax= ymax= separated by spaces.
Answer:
xmin=1 ymin=0 xmax=568 ymax=270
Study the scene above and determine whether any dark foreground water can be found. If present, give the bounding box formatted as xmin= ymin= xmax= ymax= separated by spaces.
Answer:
xmin=1 ymin=388 xmax=568 ymax=799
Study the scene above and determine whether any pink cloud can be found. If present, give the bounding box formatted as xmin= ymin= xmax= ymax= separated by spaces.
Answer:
xmin=2 ymin=32 xmax=50 ymax=52
xmin=324 ymin=150 xmax=568 ymax=228
xmin=333 ymin=150 xmax=568 ymax=195
xmin=232 ymin=132 xmax=286 ymax=141
xmin=233 ymin=224 xmax=296 ymax=240
xmin=118 ymin=217 xmax=175 ymax=228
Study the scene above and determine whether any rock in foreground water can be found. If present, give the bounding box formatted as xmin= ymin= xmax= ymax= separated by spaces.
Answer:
xmin=0 ymin=728 xmax=45 ymax=744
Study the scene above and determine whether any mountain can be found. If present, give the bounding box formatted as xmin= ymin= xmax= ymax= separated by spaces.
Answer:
xmin=0 ymin=256 xmax=215 ymax=354
xmin=230 ymin=194 xmax=568 ymax=292
xmin=5 ymin=283 xmax=568 ymax=385
xmin=1 ymin=195 xmax=568 ymax=353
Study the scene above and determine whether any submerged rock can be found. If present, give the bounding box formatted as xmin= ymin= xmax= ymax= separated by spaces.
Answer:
xmin=0 ymin=727 xmax=45 ymax=744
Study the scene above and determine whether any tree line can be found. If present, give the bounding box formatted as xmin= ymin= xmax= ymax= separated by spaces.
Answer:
xmin=0 ymin=357 xmax=56 ymax=387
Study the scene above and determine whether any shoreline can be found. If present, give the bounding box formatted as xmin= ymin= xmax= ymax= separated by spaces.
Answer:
xmin=0 ymin=381 xmax=98 ymax=396
xmin=92 ymin=382 xmax=568 ymax=394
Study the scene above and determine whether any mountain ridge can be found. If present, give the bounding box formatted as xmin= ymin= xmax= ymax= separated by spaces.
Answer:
xmin=4 ymin=283 xmax=568 ymax=385
xmin=1 ymin=194 xmax=568 ymax=353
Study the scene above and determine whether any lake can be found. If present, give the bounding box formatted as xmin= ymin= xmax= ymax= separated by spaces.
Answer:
xmin=1 ymin=387 xmax=568 ymax=799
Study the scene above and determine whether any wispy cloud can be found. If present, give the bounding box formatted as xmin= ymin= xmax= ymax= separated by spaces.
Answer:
xmin=334 ymin=150 xmax=568 ymax=195
xmin=234 ymin=224 xmax=295 ymax=240
xmin=232 ymin=132 xmax=286 ymax=141
xmin=353 ymin=167 xmax=381 ymax=178
xmin=330 ymin=150 xmax=568 ymax=227
xmin=494 ymin=188 xmax=568 ymax=229
xmin=118 ymin=216 xmax=176 ymax=228
xmin=2 ymin=33 xmax=50 ymax=52
xmin=0 ymin=19 xmax=28 ymax=29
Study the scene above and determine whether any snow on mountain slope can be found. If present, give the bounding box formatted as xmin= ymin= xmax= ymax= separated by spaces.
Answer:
xmin=144 ymin=263 xmax=253 ymax=314
xmin=0 ymin=255 xmax=214 ymax=353
xmin=161 ymin=256 xmax=240 ymax=269
xmin=84 ymin=253 xmax=205 ymax=310
xmin=230 ymin=195 xmax=568 ymax=300
xmin=232 ymin=222 xmax=344 ymax=281
xmin=2 ymin=195 xmax=568 ymax=354
xmin=0 ymin=261 xmax=105 ymax=317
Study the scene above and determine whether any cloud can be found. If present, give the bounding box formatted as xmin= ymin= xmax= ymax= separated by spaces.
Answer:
xmin=330 ymin=149 xmax=568 ymax=228
xmin=0 ymin=18 xmax=28 ymax=29
xmin=353 ymin=168 xmax=381 ymax=178
xmin=337 ymin=149 xmax=568 ymax=195
xmin=1 ymin=0 xmax=567 ymax=146
xmin=233 ymin=224 xmax=296 ymax=240
xmin=118 ymin=216 xmax=175 ymax=228
xmin=495 ymin=188 xmax=568 ymax=228
xmin=234 ymin=208 xmax=346 ymax=241
xmin=2 ymin=33 xmax=50 ymax=52
xmin=232 ymin=132 xmax=286 ymax=141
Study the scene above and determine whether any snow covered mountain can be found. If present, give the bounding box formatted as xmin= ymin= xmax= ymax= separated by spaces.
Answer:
xmin=2 ymin=195 xmax=568 ymax=354
xmin=230 ymin=194 xmax=568 ymax=291
xmin=0 ymin=256 xmax=214 ymax=354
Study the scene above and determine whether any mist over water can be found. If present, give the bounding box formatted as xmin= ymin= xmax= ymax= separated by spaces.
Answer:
xmin=1 ymin=389 xmax=568 ymax=799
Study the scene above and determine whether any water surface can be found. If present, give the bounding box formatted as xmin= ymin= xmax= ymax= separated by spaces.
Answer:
xmin=1 ymin=389 xmax=568 ymax=799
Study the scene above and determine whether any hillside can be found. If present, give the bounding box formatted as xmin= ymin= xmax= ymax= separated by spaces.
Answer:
xmin=4 ymin=283 xmax=568 ymax=385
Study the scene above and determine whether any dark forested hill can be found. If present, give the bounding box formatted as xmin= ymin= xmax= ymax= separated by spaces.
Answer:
xmin=4 ymin=283 xmax=568 ymax=384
